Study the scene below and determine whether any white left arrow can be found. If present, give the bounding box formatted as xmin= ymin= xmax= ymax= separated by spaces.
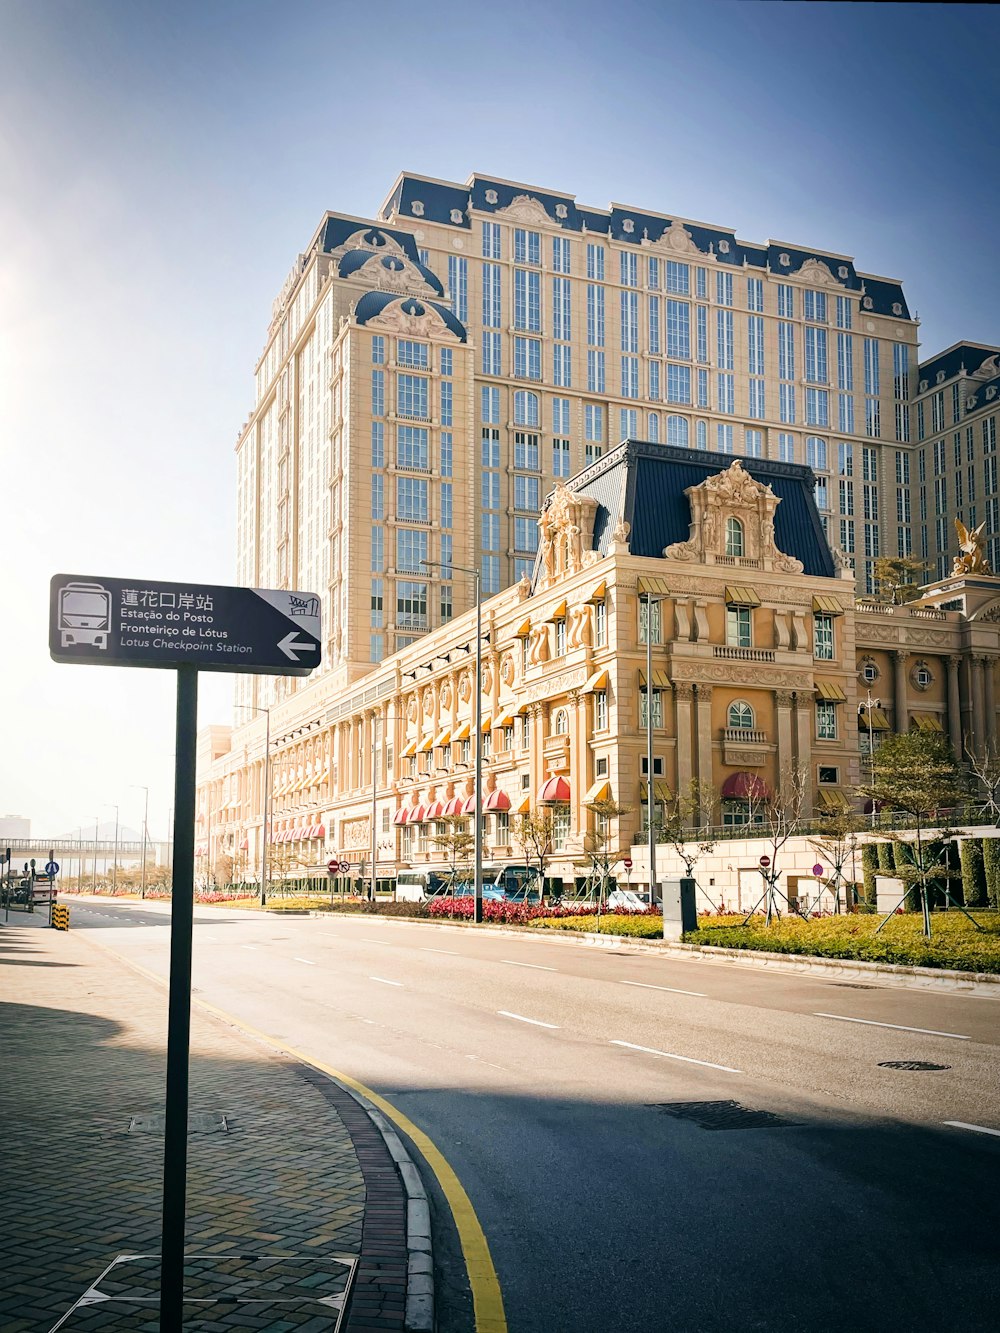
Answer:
xmin=278 ymin=631 xmax=316 ymax=661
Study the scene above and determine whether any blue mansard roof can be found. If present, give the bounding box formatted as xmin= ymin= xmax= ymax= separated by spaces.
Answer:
xmin=918 ymin=342 xmax=1000 ymax=387
xmin=550 ymin=440 xmax=835 ymax=579
xmin=336 ymin=248 xmax=445 ymax=296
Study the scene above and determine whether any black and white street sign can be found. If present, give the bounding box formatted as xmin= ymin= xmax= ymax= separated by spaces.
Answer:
xmin=49 ymin=575 xmax=321 ymax=676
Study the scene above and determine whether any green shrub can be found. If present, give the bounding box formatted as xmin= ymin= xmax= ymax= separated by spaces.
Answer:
xmin=962 ymin=839 xmax=988 ymax=909
xmin=530 ymin=913 xmax=664 ymax=938
xmin=266 ymin=897 xmax=430 ymax=917
xmin=684 ymin=911 xmax=1000 ymax=973
xmin=877 ymin=841 xmax=894 ymax=874
xmin=984 ymin=839 xmax=1000 ymax=911
xmin=861 ymin=845 xmax=880 ymax=906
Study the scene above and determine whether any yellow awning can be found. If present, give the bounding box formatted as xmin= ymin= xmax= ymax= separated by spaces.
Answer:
xmin=478 ymin=715 xmax=492 ymax=733
xmin=418 ymin=735 xmax=435 ymax=753
xmin=815 ymin=681 xmax=847 ymax=701
xmin=817 ymin=788 xmax=851 ymax=812
xmin=515 ymin=703 xmax=530 ymax=715
xmin=584 ymin=669 xmax=609 ymax=693
xmin=639 ymin=668 xmax=672 ymax=689
xmin=587 ymin=581 xmax=607 ymax=602
xmin=401 ymin=740 xmax=417 ymax=758
xmin=911 ymin=712 xmax=945 ymax=733
xmin=514 ymin=619 xmax=532 ymax=638
xmin=637 ymin=576 xmax=671 ymax=597
xmin=434 ymin=729 xmax=452 ymax=747
xmin=452 ymin=723 xmax=471 ymax=741
xmin=584 ymin=780 xmax=611 ymax=803
xmin=549 ymin=600 xmax=567 ymax=620
xmin=859 ymin=707 xmax=890 ymax=731
xmin=639 ymin=780 xmax=673 ymax=802
xmin=725 ymin=585 xmax=761 ymax=607
xmin=813 ymin=595 xmax=845 ymax=615
xmin=515 ymin=796 xmax=531 ymax=814
xmin=494 ymin=712 xmax=514 ymax=728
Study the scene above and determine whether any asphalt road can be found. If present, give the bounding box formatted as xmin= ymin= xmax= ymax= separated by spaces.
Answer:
xmin=68 ymin=899 xmax=1000 ymax=1332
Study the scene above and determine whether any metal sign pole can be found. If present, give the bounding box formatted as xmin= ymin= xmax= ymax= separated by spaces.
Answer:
xmin=160 ymin=664 xmax=198 ymax=1329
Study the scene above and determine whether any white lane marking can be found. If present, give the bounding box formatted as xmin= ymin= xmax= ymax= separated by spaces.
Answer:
xmin=370 ymin=976 xmax=403 ymax=987
xmin=466 ymin=1054 xmax=507 ymax=1070
xmin=498 ymin=1010 xmax=559 ymax=1029
xmin=420 ymin=947 xmax=460 ymax=956
xmin=944 ymin=1121 xmax=1000 ymax=1139
xmin=294 ymin=957 xmax=317 ymax=966
xmin=362 ymin=938 xmax=393 ymax=945
xmin=611 ymin=1039 xmax=742 ymax=1074
xmin=501 ymin=959 xmax=557 ymax=972
xmin=620 ymin=980 xmax=706 ymax=997
xmin=813 ymin=1013 xmax=970 ymax=1040
xmin=241 ymin=946 xmax=259 ymax=952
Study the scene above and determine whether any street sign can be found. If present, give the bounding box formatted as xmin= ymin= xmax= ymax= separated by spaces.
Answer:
xmin=623 ymin=857 xmax=633 ymax=871
xmin=759 ymin=855 xmax=771 ymax=867
xmin=812 ymin=863 xmax=825 ymax=878
xmin=327 ymin=859 xmax=339 ymax=874
xmin=49 ymin=574 xmax=321 ymax=676
xmin=45 ymin=861 xmax=59 ymax=876
xmin=339 ymin=861 xmax=351 ymax=873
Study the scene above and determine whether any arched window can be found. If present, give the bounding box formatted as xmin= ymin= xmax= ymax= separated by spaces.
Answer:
xmin=648 ymin=411 xmax=660 ymax=442
xmin=553 ymin=708 xmax=569 ymax=735
xmin=667 ymin=415 xmax=689 ymax=448
xmin=514 ymin=390 xmax=539 ymax=427
xmin=728 ymin=700 xmax=754 ymax=730
xmin=725 ymin=516 xmax=745 ymax=557
xmin=696 ymin=420 xmax=708 ymax=451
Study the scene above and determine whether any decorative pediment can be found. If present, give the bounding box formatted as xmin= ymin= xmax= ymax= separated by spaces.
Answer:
xmin=337 ymin=251 xmax=437 ymax=296
xmin=494 ymin=194 xmax=552 ymax=226
xmin=642 ymin=218 xmax=701 ymax=256
xmin=795 ymin=257 xmax=844 ymax=287
xmin=663 ymin=459 xmax=803 ymax=573
xmin=362 ymin=297 xmax=461 ymax=341
xmin=537 ymin=484 xmax=600 ymax=589
xmin=328 ymin=226 xmax=409 ymax=262
xmin=971 ymin=353 xmax=1000 ymax=382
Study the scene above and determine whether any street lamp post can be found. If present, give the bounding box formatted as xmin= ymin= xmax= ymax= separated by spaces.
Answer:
xmin=103 ymin=803 xmax=120 ymax=893
xmin=422 ymin=559 xmax=484 ymax=923
xmin=861 ymin=690 xmax=881 ymax=830
xmin=643 ymin=591 xmax=664 ymax=905
xmin=90 ymin=816 xmax=99 ymax=892
xmin=131 ymin=785 xmax=149 ymax=899
xmin=234 ymin=703 xmax=273 ymax=907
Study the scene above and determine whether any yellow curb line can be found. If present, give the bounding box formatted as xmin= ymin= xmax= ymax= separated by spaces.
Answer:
xmin=74 ymin=929 xmax=507 ymax=1333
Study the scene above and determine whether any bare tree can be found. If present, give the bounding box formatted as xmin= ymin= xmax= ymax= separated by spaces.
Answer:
xmin=808 ymin=810 xmax=868 ymax=913
xmin=965 ymin=735 xmax=1000 ymax=820
xmin=512 ymin=809 xmax=554 ymax=898
xmin=657 ymin=779 xmax=719 ymax=907
xmin=740 ymin=763 xmax=812 ymax=925
xmin=430 ymin=816 xmax=475 ymax=897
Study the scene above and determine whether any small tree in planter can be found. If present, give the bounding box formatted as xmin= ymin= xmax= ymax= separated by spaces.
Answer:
xmin=582 ymin=797 xmax=632 ymax=914
xmin=513 ymin=808 xmax=554 ymax=900
xmin=656 ymin=779 xmax=719 ymax=910
xmin=856 ymin=731 xmax=977 ymax=938
xmin=808 ymin=810 xmax=868 ymax=913
xmin=431 ymin=816 xmax=475 ymax=906
xmin=965 ymin=737 xmax=1000 ymax=821
xmin=739 ymin=763 xmax=812 ymax=926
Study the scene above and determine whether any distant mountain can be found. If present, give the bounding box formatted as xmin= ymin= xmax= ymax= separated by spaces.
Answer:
xmin=55 ymin=822 xmax=145 ymax=842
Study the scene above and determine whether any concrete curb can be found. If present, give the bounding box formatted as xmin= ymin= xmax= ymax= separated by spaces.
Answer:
xmin=292 ymin=906 xmax=1000 ymax=997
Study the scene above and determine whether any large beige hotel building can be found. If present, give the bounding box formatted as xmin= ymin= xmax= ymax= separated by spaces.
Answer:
xmin=197 ymin=170 xmax=1000 ymax=893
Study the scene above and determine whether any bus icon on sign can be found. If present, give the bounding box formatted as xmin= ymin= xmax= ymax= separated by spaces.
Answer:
xmin=58 ymin=582 xmax=112 ymax=649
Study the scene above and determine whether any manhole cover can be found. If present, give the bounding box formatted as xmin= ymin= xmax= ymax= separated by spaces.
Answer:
xmin=830 ymin=982 xmax=877 ymax=989
xmin=878 ymin=1060 xmax=951 ymax=1071
xmin=647 ymin=1100 xmax=797 ymax=1130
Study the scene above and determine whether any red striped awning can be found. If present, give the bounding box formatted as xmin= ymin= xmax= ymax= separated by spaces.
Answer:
xmin=721 ymin=771 xmax=770 ymax=801
xmin=425 ymin=800 xmax=445 ymax=820
xmin=393 ymin=808 xmax=409 ymax=826
xmin=239 ymin=838 xmax=249 ymax=851
xmin=461 ymin=794 xmax=478 ymax=815
xmin=483 ymin=789 xmax=511 ymax=812
xmin=538 ymin=776 xmax=571 ymax=803
xmin=444 ymin=796 xmax=465 ymax=816
xmin=409 ymin=805 xmax=427 ymax=824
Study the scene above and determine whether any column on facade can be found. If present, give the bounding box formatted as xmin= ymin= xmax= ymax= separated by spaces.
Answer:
xmin=673 ymin=683 xmax=694 ymax=797
xmin=774 ymin=690 xmax=795 ymax=776
xmin=947 ymin=655 xmax=963 ymax=758
xmin=971 ymin=656 xmax=987 ymax=747
xmin=985 ymin=659 xmax=998 ymax=750
xmin=793 ymin=690 xmax=812 ymax=773
xmin=693 ymin=685 xmax=713 ymax=803
xmin=569 ymin=689 xmax=586 ymax=840
xmin=893 ymin=650 xmax=909 ymax=734
xmin=529 ymin=703 xmax=544 ymax=803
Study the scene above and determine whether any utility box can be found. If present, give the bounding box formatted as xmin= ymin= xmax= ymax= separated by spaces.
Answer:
xmin=875 ymin=875 xmax=906 ymax=914
xmin=662 ymin=877 xmax=697 ymax=941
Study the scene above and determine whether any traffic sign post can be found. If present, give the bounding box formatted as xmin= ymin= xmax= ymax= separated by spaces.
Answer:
xmin=51 ymin=573 xmax=321 ymax=1332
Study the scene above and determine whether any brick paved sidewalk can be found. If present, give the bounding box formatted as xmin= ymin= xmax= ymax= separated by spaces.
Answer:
xmin=0 ymin=917 xmax=411 ymax=1331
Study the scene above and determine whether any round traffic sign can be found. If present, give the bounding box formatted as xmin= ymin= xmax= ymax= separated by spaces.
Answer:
xmin=45 ymin=861 xmax=59 ymax=876
xmin=812 ymin=863 xmax=825 ymax=878
xmin=623 ymin=857 xmax=633 ymax=871
xmin=759 ymin=855 xmax=771 ymax=867
xmin=339 ymin=860 xmax=351 ymax=874
xmin=327 ymin=859 xmax=339 ymax=874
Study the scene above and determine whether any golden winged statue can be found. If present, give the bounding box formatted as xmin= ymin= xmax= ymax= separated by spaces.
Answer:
xmin=953 ymin=518 xmax=992 ymax=575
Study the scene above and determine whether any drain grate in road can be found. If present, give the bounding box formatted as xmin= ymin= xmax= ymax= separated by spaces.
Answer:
xmin=647 ymin=1099 xmax=798 ymax=1131
xmin=128 ymin=1112 xmax=230 ymax=1134
xmin=878 ymin=1060 xmax=951 ymax=1071
xmin=829 ymin=982 xmax=878 ymax=990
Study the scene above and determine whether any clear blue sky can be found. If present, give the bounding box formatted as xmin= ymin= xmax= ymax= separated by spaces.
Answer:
xmin=1 ymin=0 xmax=998 ymax=837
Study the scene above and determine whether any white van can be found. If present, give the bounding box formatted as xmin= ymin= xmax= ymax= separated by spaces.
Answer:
xmin=396 ymin=869 xmax=453 ymax=902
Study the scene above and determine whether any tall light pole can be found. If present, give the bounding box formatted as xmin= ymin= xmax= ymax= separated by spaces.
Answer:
xmin=234 ymin=703 xmax=273 ymax=907
xmin=91 ymin=815 xmax=99 ymax=892
xmin=103 ymin=803 xmax=119 ymax=893
xmin=422 ymin=559 xmax=484 ymax=923
xmin=131 ymin=785 xmax=149 ymax=899
xmin=861 ymin=689 xmax=881 ymax=830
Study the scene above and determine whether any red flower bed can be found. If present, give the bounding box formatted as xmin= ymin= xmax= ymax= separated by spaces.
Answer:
xmin=426 ymin=898 xmax=656 ymax=924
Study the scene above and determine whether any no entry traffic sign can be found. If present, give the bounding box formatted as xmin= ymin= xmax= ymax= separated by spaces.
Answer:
xmin=49 ymin=574 xmax=321 ymax=676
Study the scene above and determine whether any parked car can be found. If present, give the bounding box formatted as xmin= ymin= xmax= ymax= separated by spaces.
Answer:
xmin=607 ymin=889 xmax=650 ymax=913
